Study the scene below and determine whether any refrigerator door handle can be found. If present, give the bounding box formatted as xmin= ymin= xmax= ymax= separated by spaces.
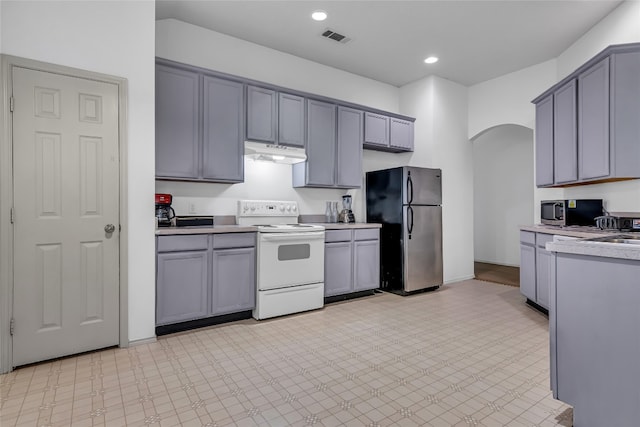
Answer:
xmin=407 ymin=174 xmax=414 ymax=205
xmin=408 ymin=206 xmax=414 ymax=238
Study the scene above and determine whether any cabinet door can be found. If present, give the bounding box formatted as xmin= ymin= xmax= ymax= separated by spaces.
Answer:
xmin=156 ymin=250 xmax=209 ymax=325
xmin=536 ymin=247 xmax=552 ymax=309
xmin=353 ymin=239 xmax=380 ymax=291
xmin=519 ymin=244 xmax=536 ymax=301
xmin=535 ymin=95 xmax=554 ymax=187
xmin=155 ymin=65 xmax=200 ymax=179
xmin=553 ymin=79 xmax=578 ymax=184
xmin=246 ymin=86 xmax=276 ymax=143
xmin=336 ymin=106 xmax=363 ymax=188
xmin=324 ymin=242 xmax=353 ymax=297
xmin=389 ymin=118 xmax=414 ymax=151
xmin=278 ymin=93 xmax=305 ymax=147
xmin=202 ymin=76 xmax=244 ymax=182
xmin=579 ymin=57 xmax=610 ymax=181
xmin=305 ymin=99 xmax=336 ymax=186
xmin=363 ymin=112 xmax=389 ymax=147
xmin=211 ymin=247 xmax=256 ymax=315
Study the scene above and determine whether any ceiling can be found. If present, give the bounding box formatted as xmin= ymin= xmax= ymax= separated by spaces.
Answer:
xmin=156 ymin=0 xmax=623 ymax=87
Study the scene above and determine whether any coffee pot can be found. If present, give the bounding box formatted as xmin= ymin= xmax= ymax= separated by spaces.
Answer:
xmin=338 ymin=195 xmax=355 ymax=223
xmin=155 ymin=193 xmax=175 ymax=227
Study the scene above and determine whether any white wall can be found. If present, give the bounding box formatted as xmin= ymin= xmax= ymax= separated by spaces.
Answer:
xmin=468 ymin=0 xmax=640 ymax=232
xmin=156 ymin=18 xmax=402 ymax=220
xmin=400 ymin=76 xmax=474 ymax=283
xmin=473 ymin=125 xmax=534 ymax=266
xmin=2 ymin=1 xmax=157 ymax=344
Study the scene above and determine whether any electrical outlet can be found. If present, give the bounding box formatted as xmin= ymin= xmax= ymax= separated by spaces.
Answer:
xmin=188 ymin=202 xmax=196 ymax=214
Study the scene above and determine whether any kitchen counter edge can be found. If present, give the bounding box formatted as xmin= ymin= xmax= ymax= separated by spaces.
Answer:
xmin=156 ymin=225 xmax=258 ymax=235
xmin=520 ymin=225 xmax=640 ymax=261
xmin=303 ymin=223 xmax=382 ymax=230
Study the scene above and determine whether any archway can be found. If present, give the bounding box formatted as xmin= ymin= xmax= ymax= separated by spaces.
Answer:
xmin=472 ymin=124 xmax=534 ymax=285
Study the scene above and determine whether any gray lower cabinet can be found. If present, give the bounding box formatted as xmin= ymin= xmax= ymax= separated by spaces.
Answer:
xmin=551 ymin=252 xmax=640 ymax=427
xmin=324 ymin=228 xmax=380 ymax=297
xmin=211 ymin=246 xmax=255 ymax=315
xmin=519 ymin=231 xmax=536 ymax=302
xmin=156 ymin=233 xmax=256 ymax=327
xmin=533 ymin=43 xmax=640 ymax=187
xmin=519 ymin=231 xmax=553 ymax=310
xmin=156 ymin=60 xmax=244 ymax=183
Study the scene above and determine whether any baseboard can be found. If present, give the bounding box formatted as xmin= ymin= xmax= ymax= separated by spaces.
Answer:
xmin=128 ymin=336 xmax=157 ymax=347
xmin=444 ymin=274 xmax=475 ymax=285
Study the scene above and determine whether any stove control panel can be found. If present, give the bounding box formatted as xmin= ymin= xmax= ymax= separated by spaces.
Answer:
xmin=238 ymin=200 xmax=298 ymax=217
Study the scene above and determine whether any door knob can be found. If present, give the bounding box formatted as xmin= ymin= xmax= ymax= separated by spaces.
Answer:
xmin=104 ymin=224 xmax=116 ymax=234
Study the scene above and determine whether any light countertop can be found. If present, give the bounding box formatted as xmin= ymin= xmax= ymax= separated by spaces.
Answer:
xmin=519 ymin=224 xmax=613 ymax=238
xmin=546 ymin=236 xmax=640 ymax=261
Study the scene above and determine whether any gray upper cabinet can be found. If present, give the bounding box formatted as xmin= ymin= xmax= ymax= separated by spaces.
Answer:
xmin=202 ymin=76 xmax=244 ymax=182
xmin=155 ymin=65 xmax=200 ymax=179
xmin=278 ymin=93 xmax=305 ymax=147
xmin=535 ymin=95 xmax=554 ymax=187
xmin=579 ymin=57 xmax=610 ymax=181
xmin=336 ymin=106 xmax=363 ymax=188
xmin=363 ymin=112 xmax=414 ymax=152
xmin=293 ymin=102 xmax=364 ymax=189
xmin=533 ymin=43 xmax=640 ymax=187
xmin=246 ymin=86 xmax=305 ymax=147
xmin=553 ymin=79 xmax=578 ymax=185
xmin=156 ymin=60 xmax=245 ymax=183
xmin=246 ymin=86 xmax=277 ymax=143
xmin=389 ymin=118 xmax=414 ymax=151
xmin=364 ymin=112 xmax=389 ymax=147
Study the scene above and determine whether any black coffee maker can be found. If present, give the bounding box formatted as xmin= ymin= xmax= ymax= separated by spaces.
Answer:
xmin=155 ymin=193 xmax=175 ymax=227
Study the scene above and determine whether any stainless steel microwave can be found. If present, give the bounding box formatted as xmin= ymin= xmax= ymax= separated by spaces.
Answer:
xmin=541 ymin=199 xmax=603 ymax=226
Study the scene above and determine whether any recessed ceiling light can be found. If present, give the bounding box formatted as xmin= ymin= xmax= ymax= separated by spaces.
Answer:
xmin=424 ymin=56 xmax=439 ymax=64
xmin=311 ymin=10 xmax=327 ymax=21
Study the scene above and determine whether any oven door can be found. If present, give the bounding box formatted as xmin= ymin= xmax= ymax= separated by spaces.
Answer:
xmin=257 ymin=231 xmax=325 ymax=290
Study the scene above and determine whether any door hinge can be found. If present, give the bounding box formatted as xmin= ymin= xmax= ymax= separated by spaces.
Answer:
xmin=10 ymin=318 xmax=15 ymax=336
xmin=10 ymin=207 xmax=14 ymax=224
xmin=9 ymin=96 xmax=14 ymax=112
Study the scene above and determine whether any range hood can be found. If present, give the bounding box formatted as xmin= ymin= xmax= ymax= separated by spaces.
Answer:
xmin=244 ymin=141 xmax=307 ymax=164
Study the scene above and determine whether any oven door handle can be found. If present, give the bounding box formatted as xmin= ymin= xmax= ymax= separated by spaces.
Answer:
xmin=261 ymin=231 xmax=325 ymax=242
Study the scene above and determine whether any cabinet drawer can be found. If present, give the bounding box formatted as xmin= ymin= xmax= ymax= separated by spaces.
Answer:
xmin=325 ymin=230 xmax=352 ymax=243
xmin=213 ymin=232 xmax=256 ymax=249
xmin=520 ymin=231 xmax=536 ymax=245
xmin=536 ymin=233 xmax=554 ymax=248
xmin=354 ymin=228 xmax=379 ymax=241
xmin=157 ymin=235 xmax=209 ymax=252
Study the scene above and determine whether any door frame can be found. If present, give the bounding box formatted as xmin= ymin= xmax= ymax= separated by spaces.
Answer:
xmin=0 ymin=55 xmax=130 ymax=373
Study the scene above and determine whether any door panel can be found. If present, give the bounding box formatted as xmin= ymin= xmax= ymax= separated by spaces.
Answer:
xmin=12 ymin=66 xmax=120 ymax=366
xmin=403 ymin=205 xmax=443 ymax=292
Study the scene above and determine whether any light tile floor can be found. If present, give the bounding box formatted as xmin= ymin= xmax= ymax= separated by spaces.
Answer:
xmin=1 ymin=280 xmax=572 ymax=426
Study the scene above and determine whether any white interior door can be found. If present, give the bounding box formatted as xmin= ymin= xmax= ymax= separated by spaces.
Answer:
xmin=12 ymin=66 xmax=120 ymax=366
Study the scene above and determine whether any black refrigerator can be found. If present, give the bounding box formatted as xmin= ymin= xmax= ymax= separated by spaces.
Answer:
xmin=366 ymin=166 xmax=443 ymax=294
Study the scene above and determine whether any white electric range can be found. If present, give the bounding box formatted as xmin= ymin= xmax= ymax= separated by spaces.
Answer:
xmin=237 ymin=200 xmax=325 ymax=320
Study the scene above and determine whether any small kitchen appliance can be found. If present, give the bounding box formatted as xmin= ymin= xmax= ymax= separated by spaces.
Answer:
xmin=155 ymin=193 xmax=175 ymax=227
xmin=595 ymin=212 xmax=640 ymax=232
xmin=237 ymin=200 xmax=325 ymax=320
xmin=339 ymin=195 xmax=356 ymax=223
xmin=540 ymin=199 xmax=603 ymax=226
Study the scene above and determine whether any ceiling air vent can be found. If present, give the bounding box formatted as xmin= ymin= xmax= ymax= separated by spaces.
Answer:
xmin=321 ymin=29 xmax=351 ymax=44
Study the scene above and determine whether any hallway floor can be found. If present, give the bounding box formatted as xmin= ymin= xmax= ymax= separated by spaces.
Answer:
xmin=1 ymin=280 xmax=570 ymax=427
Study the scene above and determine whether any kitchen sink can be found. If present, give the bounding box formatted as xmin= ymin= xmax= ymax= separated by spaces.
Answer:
xmin=584 ymin=234 xmax=640 ymax=245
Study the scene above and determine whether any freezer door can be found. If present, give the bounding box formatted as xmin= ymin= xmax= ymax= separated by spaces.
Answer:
xmin=403 ymin=167 xmax=442 ymax=206
xmin=403 ymin=205 xmax=443 ymax=292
